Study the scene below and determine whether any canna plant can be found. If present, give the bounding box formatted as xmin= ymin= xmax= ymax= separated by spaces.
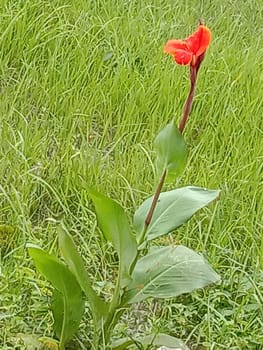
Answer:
xmin=28 ymin=23 xmax=220 ymax=350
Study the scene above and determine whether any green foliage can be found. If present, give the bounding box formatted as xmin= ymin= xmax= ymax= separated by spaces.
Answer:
xmin=28 ymin=246 xmax=85 ymax=349
xmin=51 ymin=289 xmax=66 ymax=339
xmin=112 ymin=333 xmax=190 ymax=350
xmin=134 ymin=186 xmax=220 ymax=242
xmin=124 ymin=246 xmax=220 ymax=304
xmin=0 ymin=224 xmax=16 ymax=254
xmin=2 ymin=1 xmax=262 ymax=349
xmin=154 ymin=120 xmax=187 ymax=179
xmin=58 ymin=227 xmax=108 ymax=323
xmin=89 ymin=189 xmax=137 ymax=287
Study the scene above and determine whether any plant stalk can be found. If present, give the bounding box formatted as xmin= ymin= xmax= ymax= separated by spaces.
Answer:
xmin=98 ymin=63 xmax=201 ymax=347
xmin=139 ymin=168 xmax=167 ymax=246
xmin=178 ymin=65 xmax=197 ymax=133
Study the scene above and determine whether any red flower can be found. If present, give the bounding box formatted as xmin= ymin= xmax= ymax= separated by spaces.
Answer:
xmin=163 ymin=24 xmax=211 ymax=66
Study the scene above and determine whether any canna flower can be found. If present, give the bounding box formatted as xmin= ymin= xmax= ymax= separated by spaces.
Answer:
xmin=163 ymin=24 xmax=211 ymax=67
xmin=163 ymin=23 xmax=212 ymax=133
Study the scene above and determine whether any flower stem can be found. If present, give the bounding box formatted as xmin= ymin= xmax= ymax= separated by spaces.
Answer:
xmin=178 ymin=66 xmax=197 ymax=133
xmin=138 ymin=169 xmax=167 ymax=245
xmin=145 ymin=169 xmax=167 ymax=227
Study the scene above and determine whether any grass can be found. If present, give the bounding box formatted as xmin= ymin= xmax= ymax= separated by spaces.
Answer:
xmin=0 ymin=0 xmax=262 ymax=349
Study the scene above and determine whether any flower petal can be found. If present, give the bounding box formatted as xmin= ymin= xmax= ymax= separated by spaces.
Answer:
xmin=163 ymin=40 xmax=188 ymax=54
xmin=173 ymin=49 xmax=193 ymax=65
xmin=186 ymin=25 xmax=211 ymax=56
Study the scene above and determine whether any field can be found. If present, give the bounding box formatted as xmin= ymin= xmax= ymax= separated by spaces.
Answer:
xmin=0 ymin=0 xmax=262 ymax=349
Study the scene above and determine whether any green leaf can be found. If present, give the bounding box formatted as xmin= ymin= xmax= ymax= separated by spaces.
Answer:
xmin=112 ymin=333 xmax=189 ymax=350
xmin=28 ymin=247 xmax=85 ymax=349
xmin=154 ymin=120 xmax=187 ymax=180
xmin=134 ymin=186 xmax=220 ymax=242
xmin=51 ymin=289 xmax=65 ymax=338
xmin=58 ymin=227 xmax=108 ymax=323
xmin=89 ymin=189 xmax=137 ymax=287
xmin=124 ymin=245 xmax=220 ymax=304
xmin=147 ymin=333 xmax=189 ymax=349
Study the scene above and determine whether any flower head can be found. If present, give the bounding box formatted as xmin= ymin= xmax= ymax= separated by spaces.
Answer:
xmin=164 ymin=24 xmax=211 ymax=66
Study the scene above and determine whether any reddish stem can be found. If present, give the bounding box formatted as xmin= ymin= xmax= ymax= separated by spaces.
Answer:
xmin=144 ymin=169 xmax=167 ymax=229
xmin=178 ymin=65 xmax=197 ymax=133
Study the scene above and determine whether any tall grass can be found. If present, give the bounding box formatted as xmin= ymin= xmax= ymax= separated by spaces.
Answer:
xmin=0 ymin=0 xmax=262 ymax=349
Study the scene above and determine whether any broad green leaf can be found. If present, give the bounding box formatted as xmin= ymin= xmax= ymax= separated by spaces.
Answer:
xmin=112 ymin=333 xmax=189 ymax=350
xmin=58 ymin=227 xmax=108 ymax=323
xmin=124 ymin=245 xmax=220 ymax=304
xmin=134 ymin=186 xmax=220 ymax=242
xmin=28 ymin=247 xmax=85 ymax=348
xmin=147 ymin=333 xmax=189 ymax=349
xmin=51 ymin=289 xmax=65 ymax=338
xmin=89 ymin=189 xmax=137 ymax=287
xmin=154 ymin=120 xmax=187 ymax=180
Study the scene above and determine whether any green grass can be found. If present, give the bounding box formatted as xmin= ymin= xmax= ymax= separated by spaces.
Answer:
xmin=0 ymin=0 xmax=262 ymax=349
